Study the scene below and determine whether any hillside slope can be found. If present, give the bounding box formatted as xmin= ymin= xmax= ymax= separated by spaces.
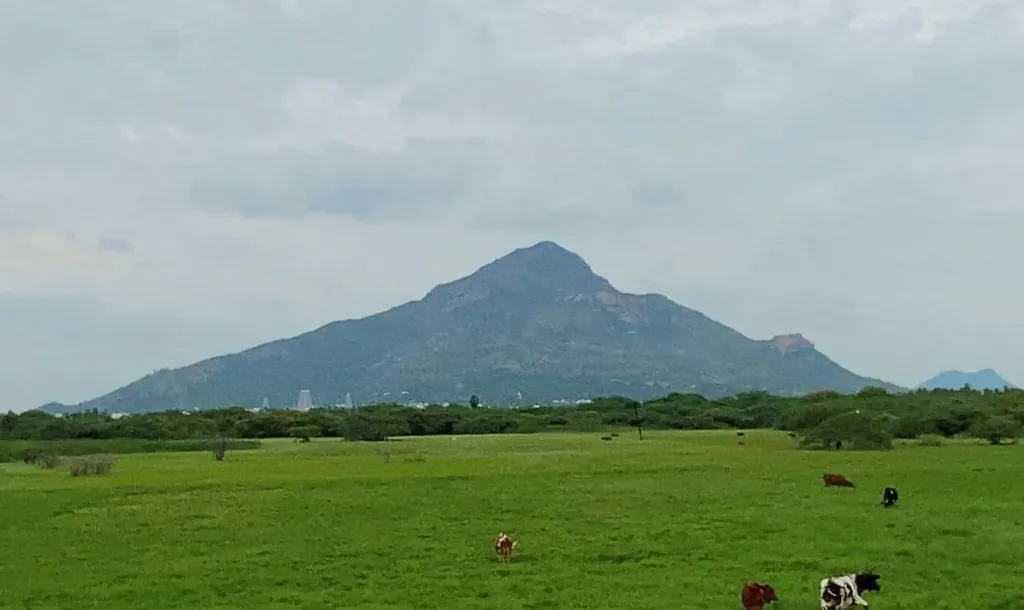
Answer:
xmin=44 ymin=241 xmax=901 ymax=413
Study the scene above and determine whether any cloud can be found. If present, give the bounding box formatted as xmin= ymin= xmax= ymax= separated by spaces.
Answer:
xmin=180 ymin=138 xmax=496 ymax=221
xmin=96 ymin=236 xmax=134 ymax=253
xmin=2 ymin=0 xmax=1024 ymax=410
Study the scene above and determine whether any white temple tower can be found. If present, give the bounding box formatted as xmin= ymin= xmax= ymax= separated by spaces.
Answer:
xmin=296 ymin=389 xmax=313 ymax=411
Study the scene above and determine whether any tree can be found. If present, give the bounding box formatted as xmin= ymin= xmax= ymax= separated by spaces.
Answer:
xmin=344 ymin=413 xmax=388 ymax=441
xmin=470 ymin=395 xmax=480 ymax=409
xmin=798 ymin=410 xmax=895 ymax=450
xmin=0 ymin=411 xmax=17 ymax=435
xmin=970 ymin=415 xmax=1021 ymax=445
xmin=288 ymin=425 xmax=320 ymax=443
xmin=628 ymin=400 xmax=644 ymax=440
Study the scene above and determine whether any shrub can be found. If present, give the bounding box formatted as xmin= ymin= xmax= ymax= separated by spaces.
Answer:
xmin=69 ymin=454 xmax=115 ymax=477
xmin=798 ymin=410 xmax=895 ymax=451
xmin=893 ymin=414 xmax=936 ymax=439
xmin=289 ymin=426 xmax=320 ymax=443
xmin=344 ymin=414 xmax=388 ymax=441
xmin=36 ymin=453 xmax=63 ymax=470
xmin=969 ymin=415 xmax=1022 ymax=445
xmin=0 ymin=439 xmax=262 ymax=463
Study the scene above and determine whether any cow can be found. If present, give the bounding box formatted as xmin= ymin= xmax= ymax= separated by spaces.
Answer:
xmin=741 ymin=581 xmax=778 ymax=610
xmin=494 ymin=532 xmax=518 ymax=562
xmin=820 ymin=572 xmax=880 ymax=609
xmin=737 ymin=431 xmax=746 ymax=445
xmin=881 ymin=487 xmax=898 ymax=508
xmin=823 ymin=473 xmax=855 ymax=488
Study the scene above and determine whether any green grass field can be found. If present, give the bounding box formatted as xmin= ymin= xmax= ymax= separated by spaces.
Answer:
xmin=2 ymin=431 xmax=1022 ymax=609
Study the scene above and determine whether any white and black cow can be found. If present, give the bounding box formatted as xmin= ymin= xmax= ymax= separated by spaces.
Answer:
xmin=881 ymin=487 xmax=899 ymax=508
xmin=820 ymin=572 xmax=880 ymax=609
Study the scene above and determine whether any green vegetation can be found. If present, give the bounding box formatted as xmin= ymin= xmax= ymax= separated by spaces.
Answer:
xmin=1 ymin=431 xmax=1022 ymax=609
xmin=5 ymin=386 xmax=1023 ymax=449
xmin=0 ymin=438 xmax=261 ymax=463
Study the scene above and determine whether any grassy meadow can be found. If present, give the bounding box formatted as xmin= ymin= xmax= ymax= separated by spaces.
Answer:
xmin=1 ymin=430 xmax=1022 ymax=609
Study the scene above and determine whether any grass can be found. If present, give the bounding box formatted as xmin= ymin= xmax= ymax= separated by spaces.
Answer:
xmin=1 ymin=430 xmax=1022 ymax=609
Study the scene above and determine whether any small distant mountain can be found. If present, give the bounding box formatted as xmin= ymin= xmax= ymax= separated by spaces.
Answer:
xmin=917 ymin=369 xmax=1016 ymax=391
xmin=41 ymin=241 xmax=902 ymax=414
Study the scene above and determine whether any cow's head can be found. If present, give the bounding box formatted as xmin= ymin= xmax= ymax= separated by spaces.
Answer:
xmin=758 ymin=583 xmax=778 ymax=602
xmin=855 ymin=572 xmax=881 ymax=593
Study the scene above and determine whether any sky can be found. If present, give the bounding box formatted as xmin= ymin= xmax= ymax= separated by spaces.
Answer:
xmin=3 ymin=0 xmax=1024 ymax=411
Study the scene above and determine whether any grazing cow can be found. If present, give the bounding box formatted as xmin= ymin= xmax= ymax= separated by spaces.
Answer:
xmin=820 ymin=572 xmax=880 ymax=609
xmin=737 ymin=431 xmax=746 ymax=445
xmin=494 ymin=533 xmax=518 ymax=562
xmin=823 ymin=473 xmax=855 ymax=488
xmin=881 ymin=487 xmax=899 ymax=508
xmin=741 ymin=581 xmax=778 ymax=610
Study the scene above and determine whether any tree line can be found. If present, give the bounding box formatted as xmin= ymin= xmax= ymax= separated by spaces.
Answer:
xmin=2 ymin=385 xmax=1022 ymax=450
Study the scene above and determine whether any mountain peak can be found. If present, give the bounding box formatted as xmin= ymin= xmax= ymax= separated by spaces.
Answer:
xmin=918 ymin=368 xmax=1016 ymax=390
xmin=479 ymin=240 xmax=615 ymax=293
xmin=426 ymin=241 xmax=613 ymax=306
xmin=489 ymin=240 xmax=598 ymax=277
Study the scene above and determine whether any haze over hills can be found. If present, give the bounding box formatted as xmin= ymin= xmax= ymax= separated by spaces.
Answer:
xmin=917 ymin=369 xmax=1016 ymax=391
xmin=41 ymin=241 xmax=902 ymax=414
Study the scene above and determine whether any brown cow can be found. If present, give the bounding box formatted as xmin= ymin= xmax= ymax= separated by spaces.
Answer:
xmin=494 ymin=533 xmax=518 ymax=562
xmin=742 ymin=582 xmax=778 ymax=610
xmin=823 ymin=473 xmax=855 ymax=488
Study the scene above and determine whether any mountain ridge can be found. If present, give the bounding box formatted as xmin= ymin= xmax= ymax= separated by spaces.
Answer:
xmin=918 ymin=368 xmax=1015 ymax=391
xmin=41 ymin=241 xmax=902 ymax=414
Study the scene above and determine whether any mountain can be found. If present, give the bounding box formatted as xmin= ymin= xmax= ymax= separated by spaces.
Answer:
xmin=917 ymin=369 xmax=1016 ymax=391
xmin=41 ymin=241 xmax=901 ymax=414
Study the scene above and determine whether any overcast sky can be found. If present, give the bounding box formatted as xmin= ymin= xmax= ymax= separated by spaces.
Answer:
xmin=3 ymin=1 xmax=1023 ymax=411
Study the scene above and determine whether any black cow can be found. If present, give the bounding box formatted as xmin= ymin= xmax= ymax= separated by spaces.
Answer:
xmin=882 ymin=487 xmax=899 ymax=508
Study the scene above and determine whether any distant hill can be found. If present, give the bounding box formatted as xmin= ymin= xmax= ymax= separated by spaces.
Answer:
xmin=41 ymin=241 xmax=902 ymax=414
xmin=917 ymin=369 xmax=1016 ymax=391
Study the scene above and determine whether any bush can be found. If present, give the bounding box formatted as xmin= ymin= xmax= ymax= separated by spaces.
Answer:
xmin=289 ymin=426 xmax=320 ymax=443
xmin=344 ymin=414 xmax=388 ymax=441
xmin=68 ymin=454 xmax=115 ymax=477
xmin=969 ymin=415 xmax=1022 ymax=445
xmin=798 ymin=410 xmax=895 ymax=451
xmin=0 ymin=439 xmax=262 ymax=463
xmin=36 ymin=453 xmax=63 ymax=470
